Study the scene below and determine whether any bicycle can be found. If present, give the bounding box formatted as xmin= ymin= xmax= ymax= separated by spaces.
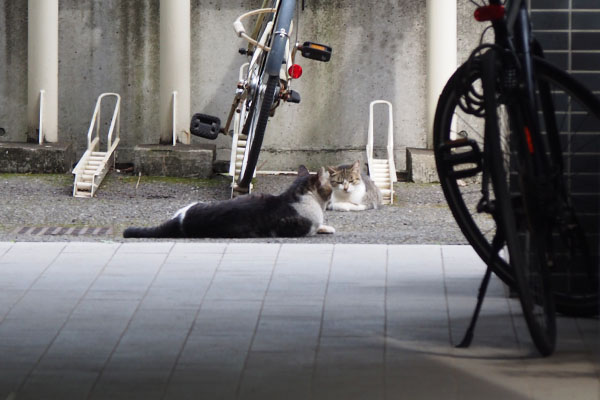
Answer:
xmin=189 ymin=0 xmax=332 ymax=197
xmin=434 ymin=0 xmax=600 ymax=356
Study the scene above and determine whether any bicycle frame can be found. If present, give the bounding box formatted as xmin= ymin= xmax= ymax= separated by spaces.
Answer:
xmin=488 ymin=0 xmax=554 ymax=174
xmin=224 ymin=0 xmax=299 ymax=137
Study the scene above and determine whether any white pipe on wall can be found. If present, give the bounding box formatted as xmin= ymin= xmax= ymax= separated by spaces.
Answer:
xmin=28 ymin=0 xmax=58 ymax=143
xmin=160 ymin=0 xmax=191 ymax=145
xmin=426 ymin=0 xmax=457 ymax=149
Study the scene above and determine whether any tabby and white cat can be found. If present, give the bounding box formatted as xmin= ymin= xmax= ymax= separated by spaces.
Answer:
xmin=326 ymin=161 xmax=383 ymax=211
xmin=123 ymin=166 xmax=335 ymax=238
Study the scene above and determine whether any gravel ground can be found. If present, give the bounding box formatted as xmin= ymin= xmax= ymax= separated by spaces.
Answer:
xmin=0 ymin=170 xmax=472 ymax=244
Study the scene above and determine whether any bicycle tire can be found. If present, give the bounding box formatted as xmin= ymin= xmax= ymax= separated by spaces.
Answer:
xmin=528 ymin=58 xmax=600 ymax=317
xmin=234 ymin=0 xmax=292 ymax=193
xmin=433 ymin=60 xmax=514 ymax=284
xmin=238 ymin=74 xmax=279 ymax=189
xmin=232 ymin=3 xmax=275 ymax=194
xmin=434 ymin=57 xmax=600 ymax=317
xmin=481 ymin=51 xmax=556 ymax=356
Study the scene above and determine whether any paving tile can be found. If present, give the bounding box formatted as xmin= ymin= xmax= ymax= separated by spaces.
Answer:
xmin=203 ymin=272 xmax=271 ymax=301
xmin=260 ymin=302 xmax=324 ymax=319
xmin=170 ymin=241 xmax=227 ymax=255
xmin=190 ymin=299 xmax=262 ymax=337
xmin=270 ymin=243 xmax=333 ymax=275
xmin=139 ymin=287 xmax=208 ymax=311
xmin=250 ymin=315 xmax=321 ymax=352
xmin=0 ymin=368 xmax=29 ymax=399
xmin=322 ymin=303 xmax=385 ymax=338
xmin=330 ymin=244 xmax=387 ymax=284
xmin=160 ymin=254 xmax=222 ymax=274
xmin=17 ymin=369 xmax=98 ymax=400
xmin=89 ymin=370 xmax=167 ymax=400
xmin=441 ymin=245 xmax=522 ymax=354
xmin=313 ymin=361 xmax=384 ymax=400
xmin=33 ymin=328 xmax=120 ymax=371
xmin=117 ymin=242 xmax=173 ymax=254
xmin=315 ymin=336 xmax=385 ymax=369
xmin=225 ymin=242 xmax=280 ymax=256
xmin=170 ymin=333 xmax=251 ymax=397
xmin=218 ymin=247 xmax=280 ymax=272
xmin=63 ymin=241 xmax=120 ymax=254
xmin=104 ymin=309 xmax=196 ymax=371
xmin=3 ymin=242 xmax=65 ymax=261
xmin=163 ymin=369 xmax=238 ymax=400
xmin=0 ymin=289 xmax=24 ymax=320
xmin=575 ymin=317 xmax=600 ymax=375
xmin=264 ymin=275 xmax=328 ymax=304
xmin=0 ymin=242 xmax=14 ymax=256
xmin=386 ymin=245 xmax=449 ymax=348
xmin=176 ymin=334 xmax=251 ymax=370
xmin=238 ymin=352 xmax=313 ymax=400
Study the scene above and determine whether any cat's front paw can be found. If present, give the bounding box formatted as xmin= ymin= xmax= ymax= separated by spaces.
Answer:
xmin=317 ymin=224 xmax=335 ymax=234
xmin=329 ymin=202 xmax=352 ymax=212
xmin=329 ymin=202 xmax=367 ymax=211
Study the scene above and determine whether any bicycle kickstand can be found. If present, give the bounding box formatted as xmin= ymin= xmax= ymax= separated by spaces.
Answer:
xmin=456 ymin=265 xmax=492 ymax=348
xmin=456 ymin=230 xmax=504 ymax=348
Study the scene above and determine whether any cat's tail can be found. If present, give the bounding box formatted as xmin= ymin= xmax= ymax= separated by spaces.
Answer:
xmin=123 ymin=218 xmax=182 ymax=238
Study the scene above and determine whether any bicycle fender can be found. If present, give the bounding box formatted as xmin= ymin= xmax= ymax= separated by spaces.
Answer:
xmin=266 ymin=0 xmax=296 ymax=76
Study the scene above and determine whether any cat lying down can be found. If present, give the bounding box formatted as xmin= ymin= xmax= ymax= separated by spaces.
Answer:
xmin=327 ymin=160 xmax=383 ymax=211
xmin=123 ymin=166 xmax=335 ymax=239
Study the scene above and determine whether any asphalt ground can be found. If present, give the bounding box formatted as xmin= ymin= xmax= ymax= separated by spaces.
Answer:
xmin=0 ymin=170 xmax=479 ymax=244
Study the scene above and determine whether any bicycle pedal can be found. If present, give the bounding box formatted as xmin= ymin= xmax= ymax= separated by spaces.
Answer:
xmin=299 ymin=41 xmax=332 ymax=62
xmin=190 ymin=113 xmax=221 ymax=140
xmin=439 ymin=139 xmax=483 ymax=179
xmin=285 ymin=90 xmax=301 ymax=104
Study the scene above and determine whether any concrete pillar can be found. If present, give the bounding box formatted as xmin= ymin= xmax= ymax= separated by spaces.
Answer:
xmin=426 ymin=0 xmax=457 ymax=149
xmin=160 ymin=0 xmax=191 ymax=145
xmin=28 ymin=0 xmax=58 ymax=143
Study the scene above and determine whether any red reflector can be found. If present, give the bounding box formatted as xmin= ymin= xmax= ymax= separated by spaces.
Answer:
xmin=524 ymin=126 xmax=535 ymax=154
xmin=474 ymin=5 xmax=505 ymax=22
xmin=288 ymin=64 xmax=303 ymax=79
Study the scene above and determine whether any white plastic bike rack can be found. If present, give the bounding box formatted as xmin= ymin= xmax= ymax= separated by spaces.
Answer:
xmin=72 ymin=93 xmax=121 ymax=198
xmin=366 ymin=100 xmax=397 ymax=205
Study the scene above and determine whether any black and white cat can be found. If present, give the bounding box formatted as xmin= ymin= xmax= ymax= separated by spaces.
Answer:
xmin=123 ymin=166 xmax=335 ymax=238
xmin=326 ymin=160 xmax=383 ymax=211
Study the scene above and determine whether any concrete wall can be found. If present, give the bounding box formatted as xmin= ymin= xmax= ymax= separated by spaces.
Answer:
xmin=0 ymin=0 xmax=482 ymax=172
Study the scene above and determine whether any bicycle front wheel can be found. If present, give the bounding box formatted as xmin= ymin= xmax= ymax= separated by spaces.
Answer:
xmin=237 ymin=74 xmax=279 ymax=190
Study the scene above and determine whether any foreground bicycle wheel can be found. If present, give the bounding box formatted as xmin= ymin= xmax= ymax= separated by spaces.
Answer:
xmin=481 ymin=50 xmax=556 ymax=356
xmin=434 ymin=56 xmax=600 ymax=317
xmin=531 ymin=58 xmax=600 ymax=316
xmin=433 ymin=59 xmax=513 ymax=284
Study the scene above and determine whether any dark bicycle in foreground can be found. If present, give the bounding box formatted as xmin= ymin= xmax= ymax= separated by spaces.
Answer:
xmin=434 ymin=0 xmax=600 ymax=356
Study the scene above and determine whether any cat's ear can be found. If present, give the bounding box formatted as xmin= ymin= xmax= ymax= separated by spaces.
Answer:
xmin=298 ymin=165 xmax=310 ymax=177
xmin=326 ymin=166 xmax=336 ymax=175
xmin=352 ymin=160 xmax=361 ymax=170
xmin=317 ymin=167 xmax=330 ymax=184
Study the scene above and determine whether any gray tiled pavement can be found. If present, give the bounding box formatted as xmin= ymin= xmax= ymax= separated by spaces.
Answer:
xmin=0 ymin=242 xmax=598 ymax=399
